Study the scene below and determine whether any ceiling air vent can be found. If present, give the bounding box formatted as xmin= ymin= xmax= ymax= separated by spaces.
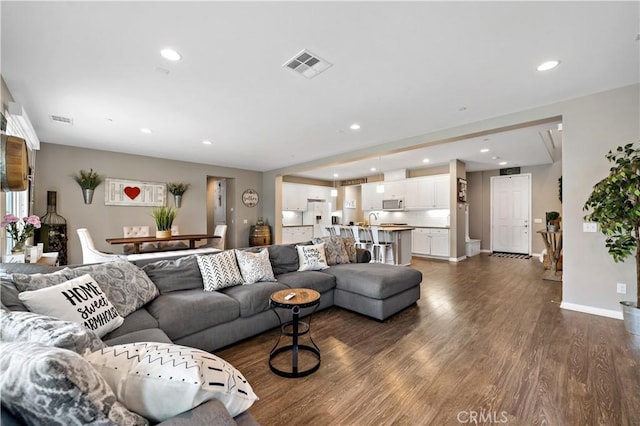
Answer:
xmin=50 ymin=115 xmax=73 ymax=125
xmin=283 ymin=49 xmax=332 ymax=79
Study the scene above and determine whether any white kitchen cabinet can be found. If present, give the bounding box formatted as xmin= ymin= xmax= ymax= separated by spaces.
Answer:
xmin=307 ymin=185 xmax=331 ymax=200
xmin=283 ymin=183 xmax=308 ymax=211
xmin=282 ymin=226 xmax=313 ymax=244
xmin=383 ymin=181 xmax=404 ymax=199
xmin=411 ymin=228 xmax=431 ymax=254
xmin=361 ymin=183 xmax=383 ymax=211
xmin=432 ymin=175 xmax=450 ymax=208
xmin=411 ymin=228 xmax=449 ymax=257
xmin=405 ymin=175 xmax=450 ymax=209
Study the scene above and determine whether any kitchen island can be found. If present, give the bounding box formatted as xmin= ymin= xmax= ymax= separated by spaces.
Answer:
xmin=339 ymin=225 xmax=414 ymax=266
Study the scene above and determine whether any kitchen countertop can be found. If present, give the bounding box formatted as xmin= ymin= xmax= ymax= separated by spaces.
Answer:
xmin=282 ymin=225 xmax=313 ymax=227
xmin=411 ymin=226 xmax=450 ymax=229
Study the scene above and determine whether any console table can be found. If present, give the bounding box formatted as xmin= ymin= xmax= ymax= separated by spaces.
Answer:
xmin=537 ymin=230 xmax=562 ymax=281
xmin=106 ymin=234 xmax=217 ymax=254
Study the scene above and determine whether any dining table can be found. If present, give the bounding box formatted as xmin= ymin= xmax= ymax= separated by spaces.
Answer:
xmin=105 ymin=234 xmax=218 ymax=254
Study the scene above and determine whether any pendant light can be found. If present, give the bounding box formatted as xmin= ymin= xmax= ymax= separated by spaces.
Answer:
xmin=331 ymin=172 xmax=338 ymax=197
xmin=375 ymin=157 xmax=385 ymax=193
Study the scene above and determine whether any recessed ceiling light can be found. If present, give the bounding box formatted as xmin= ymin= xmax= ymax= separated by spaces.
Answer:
xmin=333 ymin=173 xmax=339 ymax=178
xmin=370 ymin=167 xmax=377 ymax=172
xmin=422 ymin=158 xmax=430 ymax=163
xmin=499 ymin=161 xmax=508 ymax=166
xmin=537 ymin=60 xmax=560 ymax=71
xmin=160 ymin=48 xmax=181 ymax=61
xmin=350 ymin=123 xmax=361 ymax=130
xmin=480 ymin=148 xmax=490 ymax=153
xmin=140 ymin=128 xmax=152 ymax=134
xmin=202 ymin=140 xmax=212 ymax=145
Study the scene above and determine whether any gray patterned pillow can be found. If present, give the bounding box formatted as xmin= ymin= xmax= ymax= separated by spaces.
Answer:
xmin=235 ymin=248 xmax=276 ymax=284
xmin=0 ymin=342 xmax=148 ymax=425
xmin=10 ymin=267 xmax=73 ymax=292
xmin=341 ymin=236 xmax=358 ymax=263
xmin=196 ymin=251 xmax=244 ymax=291
xmin=0 ymin=309 xmax=106 ymax=355
xmin=312 ymin=236 xmax=350 ymax=265
xmin=61 ymin=261 xmax=159 ymax=317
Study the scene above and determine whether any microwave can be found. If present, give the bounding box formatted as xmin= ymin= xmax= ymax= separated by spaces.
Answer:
xmin=382 ymin=199 xmax=404 ymax=211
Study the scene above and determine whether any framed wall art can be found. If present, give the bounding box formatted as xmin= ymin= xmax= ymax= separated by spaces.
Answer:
xmin=105 ymin=178 xmax=167 ymax=206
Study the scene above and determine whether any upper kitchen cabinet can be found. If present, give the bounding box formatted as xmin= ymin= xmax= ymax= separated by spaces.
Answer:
xmin=383 ymin=181 xmax=404 ymax=199
xmin=282 ymin=182 xmax=333 ymax=211
xmin=405 ymin=174 xmax=450 ymax=209
xmin=361 ymin=182 xmax=383 ymax=210
xmin=282 ymin=182 xmax=308 ymax=211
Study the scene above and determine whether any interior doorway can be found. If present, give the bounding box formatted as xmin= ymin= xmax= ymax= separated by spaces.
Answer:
xmin=207 ymin=176 xmax=234 ymax=248
xmin=490 ymin=174 xmax=531 ymax=254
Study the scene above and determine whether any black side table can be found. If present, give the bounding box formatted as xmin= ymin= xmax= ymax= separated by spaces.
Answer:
xmin=269 ymin=288 xmax=321 ymax=378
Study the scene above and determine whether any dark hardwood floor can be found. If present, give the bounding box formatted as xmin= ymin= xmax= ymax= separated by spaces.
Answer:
xmin=217 ymin=254 xmax=640 ymax=425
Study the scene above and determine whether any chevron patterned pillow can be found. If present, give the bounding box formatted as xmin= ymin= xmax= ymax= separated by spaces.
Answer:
xmin=196 ymin=251 xmax=244 ymax=291
xmin=84 ymin=342 xmax=258 ymax=422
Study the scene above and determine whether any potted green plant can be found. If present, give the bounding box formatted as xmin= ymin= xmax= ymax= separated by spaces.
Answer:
xmin=167 ymin=183 xmax=190 ymax=208
xmin=73 ymin=169 xmax=103 ymax=204
xmin=151 ymin=206 xmax=177 ymax=238
xmin=545 ymin=211 xmax=560 ymax=231
xmin=583 ymin=142 xmax=640 ymax=335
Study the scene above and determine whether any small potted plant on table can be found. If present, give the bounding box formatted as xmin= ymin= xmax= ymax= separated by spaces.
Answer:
xmin=545 ymin=211 xmax=560 ymax=232
xmin=151 ymin=206 xmax=177 ymax=238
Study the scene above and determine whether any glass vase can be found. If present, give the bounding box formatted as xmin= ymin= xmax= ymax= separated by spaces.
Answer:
xmin=36 ymin=191 xmax=68 ymax=265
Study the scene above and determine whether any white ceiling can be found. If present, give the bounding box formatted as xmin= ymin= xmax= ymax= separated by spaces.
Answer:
xmin=1 ymin=2 xmax=638 ymax=176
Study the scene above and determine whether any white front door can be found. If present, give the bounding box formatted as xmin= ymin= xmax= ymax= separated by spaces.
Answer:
xmin=491 ymin=174 xmax=531 ymax=254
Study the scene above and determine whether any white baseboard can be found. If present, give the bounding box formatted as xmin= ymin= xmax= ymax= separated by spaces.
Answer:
xmin=560 ymin=302 xmax=623 ymax=320
xmin=449 ymin=255 xmax=467 ymax=262
xmin=480 ymin=249 xmax=491 ymax=253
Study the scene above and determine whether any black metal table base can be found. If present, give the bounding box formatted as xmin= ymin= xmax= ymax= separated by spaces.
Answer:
xmin=269 ymin=303 xmax=320 ymax=378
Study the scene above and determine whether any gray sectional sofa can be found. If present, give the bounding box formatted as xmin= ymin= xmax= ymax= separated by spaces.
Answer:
xmin=1 ymin=241 xmax=422 ymax=425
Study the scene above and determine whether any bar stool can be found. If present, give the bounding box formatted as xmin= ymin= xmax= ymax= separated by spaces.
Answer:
xmin=325 ymin=226 xmax=337 ymax=236
xmin=340 ymin=226 xmax=354 ymax=238
xmin=351 ymin=226 xmax=368 ymax=249
xmin=370 ymin=226 xmax=394 ymax=264
xmin=359 ymin=227 xmax=375 ymax=261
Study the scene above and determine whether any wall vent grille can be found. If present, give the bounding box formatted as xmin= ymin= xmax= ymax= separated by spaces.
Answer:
xmin=283 ymin=49 xmax=332 ymax=79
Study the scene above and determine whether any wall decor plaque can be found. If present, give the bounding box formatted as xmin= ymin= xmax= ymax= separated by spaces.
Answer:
xmin=105 ymin=178 xmax=166 ymax=206
xmin=242 ymin=189 xmax=259 ymax=207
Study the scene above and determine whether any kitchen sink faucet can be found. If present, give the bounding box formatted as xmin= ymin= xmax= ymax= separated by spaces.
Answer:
xmin=368 ymin=212 xmax=378 ymax=226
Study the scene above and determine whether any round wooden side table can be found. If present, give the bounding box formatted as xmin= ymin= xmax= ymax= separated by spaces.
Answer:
xmin=269 ymin=288 xmax=321 ymax=378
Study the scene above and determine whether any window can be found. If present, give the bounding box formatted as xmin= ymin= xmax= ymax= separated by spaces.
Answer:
xmin=3 ymin=112 xmax=30 ymax=253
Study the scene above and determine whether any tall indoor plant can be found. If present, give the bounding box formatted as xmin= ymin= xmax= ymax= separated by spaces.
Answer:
xmin=583 ymin=142 xmax=640 ymax=334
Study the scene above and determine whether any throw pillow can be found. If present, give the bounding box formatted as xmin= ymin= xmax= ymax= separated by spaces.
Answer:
xmin=196 ymin=251 xmax=244 ymax=291
xmin=0 ymin=342 xmax=148 ymax=426
xmin=85 ymin=342 xmax=258 ymax=422
xmin=235 ymin=248 xmax=276 ymax=284
xmin=10 ymin=267 xmax=73 ymax=292
xmin=18 ymin=274 xmax=125 ymax=338
xmin=0 ymin=309 xmax=106 ymax=355
xmin=296 ymin=243 xmax=329 ymax=271
xmin=312 ymin=236 xmax=350 ymax=265
xmin=341 ymin=236 xmax=358 ymax=263
xmin=141 ymin=255 xmax=204 ymax=294
xmin=61 ymin=261 xmax=159 ymax=317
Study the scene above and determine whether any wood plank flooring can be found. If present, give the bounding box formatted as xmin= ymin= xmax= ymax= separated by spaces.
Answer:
xmin=217 ymin=254 xmax=640 ymax=425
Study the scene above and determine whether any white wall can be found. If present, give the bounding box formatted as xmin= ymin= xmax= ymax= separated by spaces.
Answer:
xmin=562 ymin=85 xmax=639 ymax=317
